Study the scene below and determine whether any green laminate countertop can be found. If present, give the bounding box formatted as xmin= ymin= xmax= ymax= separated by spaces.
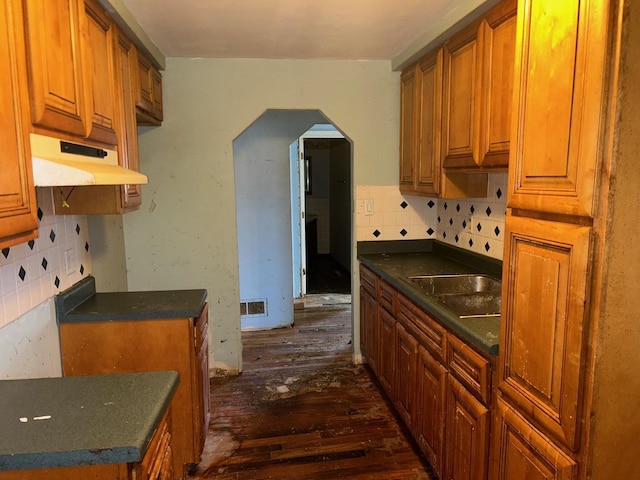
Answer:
xmin=0 ymin=371 xmax=179 ymax=471
xmin=56 ymin=276 xmax=207 ymax=323
xmin=358 ymin=241 xmax=501 ymax=356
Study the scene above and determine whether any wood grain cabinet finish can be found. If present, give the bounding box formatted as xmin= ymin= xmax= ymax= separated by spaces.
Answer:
xmin=377 ymin=305 xmax=396 ymax=396
xmin=22 ymin=0 xmax=87 ymax=137
xmin=59 ymin=305 xmax=210 ymax=479
xmin=135 ymin=50 xmax=163 ymax=125
xmin=0 ymin=0 xmax=37 ymax=249
xmin=360 ymin=285 xmax=378 ymax=374
xmin=499 ymin=215 xmax=590 ymax=451
xmin=507 ymin=0 xmax=609 ymax=217
xmin=444 ymin=375 xmax=490 ymax=480
xmin=491 ymin=398 xmax=578 ymax=480
xmin=394 ymin=322 xmax=418 ymax=429
xmin=442 ymin=0 xmax=516 ymax=170
xmin=399 ymin=64 xmax=417 ymax=191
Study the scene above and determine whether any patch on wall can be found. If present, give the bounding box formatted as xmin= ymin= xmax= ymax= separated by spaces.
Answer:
xmin=240 ymin=299 xmax=268 ymax=317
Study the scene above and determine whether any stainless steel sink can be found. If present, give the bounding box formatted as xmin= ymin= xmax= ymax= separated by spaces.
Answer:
xmin=407 ymin=274 xmax=501 ymax=318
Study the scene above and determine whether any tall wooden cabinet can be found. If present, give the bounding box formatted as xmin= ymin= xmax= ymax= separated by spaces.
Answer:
xmin=0 ymin=0 xmax=37 ymax=249
xmin=494 ymin=0 xmax=640 ymax=479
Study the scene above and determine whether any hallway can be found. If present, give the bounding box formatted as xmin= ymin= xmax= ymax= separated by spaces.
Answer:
xmin=189 ymin=299 xmax=434 ymax=479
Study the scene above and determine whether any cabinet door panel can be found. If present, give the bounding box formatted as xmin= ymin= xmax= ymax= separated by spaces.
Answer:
xmin=499 ymin=215 xmax=590 ymax=451
xmin=360 ymin=285 xmax=378 ymax=373
xmin=492 ymin=398 xmax=578 ymax=480
xmin=23 ymin=0 xmax=86 ymax=136
xmin=444 ymin=376 xmax=489 ymax=480
xmin=378 ymin=306 xmax=395 ymax=396
xmin=0 ymin=0 xmax=37 ymax=248
xmin=399 ymin=65 xmax=417 ymax=191
xmin=508 ymin=0 xmax=610 ymax=216
xmin=417 ymin=345 xmax=447 ymax=478
xmin=394 ymin=322 xmax=418 ymax=429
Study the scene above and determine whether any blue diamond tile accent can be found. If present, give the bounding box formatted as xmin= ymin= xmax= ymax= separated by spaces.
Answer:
xmin=427 ymin=227 xmax=435 ymax=236
xmin=2 ymin=248 xmax=9 ymax=259
xmin=485 ymin=242 xmax=491 ymax=252
xmin=49 ymin=230 xmax=56 ymax=243
xmin=437 ymin=216 xmax=441 ymax=223
xmin=496 ymin=188 xmax=502 ymax=199
xmin=476 ymin=223 xmax=482 ymax=232
xmin=400 ymin=201 xmax=408 ymax=209
xmin=444 ymin=202 xmax=448 ymax=210
xmin=80 ymin=264 xmax=85 ymax=275
xmin=469 ymin=239 xmax=474 ymax=247
xmin=373 ymin=229 xmax=381 ymax=238
xmin=455 ymin=234 xmax=459 ymax=243
xmin=486 ymin=206 xmax=492 ymax=217
xmin=54 ymin=276 xmax=60 ymax=288
xmin=494 ymin=226 xmax=501 ymax=237
xmin=400 ymin=229 xmax=407 ymax=237
xmin=470 ymin=205 xmax=475 ymax=214
xmin=427 ymin=200 xmax=435 ymax=208
xmin=41 ymin=258 xmax=48 ymax=271
xmin=76 ymin=224 xmax=81 ymax=235
xmin=18 ymin=266 xmax=26 ymax=282
xmin=85 ymin=242 xmax=89 ymax=252
xmin=28 ymin=240 xmax=35 ymax=250
xmin=37 ymin=208 xmax=43 ymax=221
xmin=456 ymin=204 xmax=461 ymax=212
xmin=443 ymin=232 xmax=447 ymax=239
xmin=449 ymin=218 xmax=454 ymax=226
xmin=462 ymin=220 xmax=467 ymax=229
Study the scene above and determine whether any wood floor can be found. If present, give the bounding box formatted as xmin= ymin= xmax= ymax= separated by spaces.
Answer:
xmin=189 ymin=297 xmax=435 ymax=479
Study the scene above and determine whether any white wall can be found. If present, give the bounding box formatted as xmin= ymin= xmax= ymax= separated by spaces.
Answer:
xmin=122 ymin=58 xmax=401 ymax=373
xmin=234 ymin=110 xmax=326 ymax=330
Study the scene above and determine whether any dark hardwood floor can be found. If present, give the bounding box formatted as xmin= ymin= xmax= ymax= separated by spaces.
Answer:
xmin=189 ymin=299 xmax=434 ymax=479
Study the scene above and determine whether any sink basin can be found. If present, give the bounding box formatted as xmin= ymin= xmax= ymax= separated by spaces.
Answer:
xmin=407 ymin=274 xmax=501 ymax=318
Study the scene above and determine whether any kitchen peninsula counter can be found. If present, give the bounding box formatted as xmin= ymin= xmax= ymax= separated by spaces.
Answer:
xmin=55 ymin=276 xmax=207 ymax=323
xmin=358 ymin=240 xmax=502 ymax=355
xmin=0 ymin=371 xmax=178 ymax=472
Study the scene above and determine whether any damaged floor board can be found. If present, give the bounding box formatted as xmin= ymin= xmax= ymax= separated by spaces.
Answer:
xmin=190 ymin=303 xmax=434 ymax=480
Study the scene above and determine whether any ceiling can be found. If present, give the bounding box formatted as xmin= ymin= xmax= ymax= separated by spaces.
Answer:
xmin=119 ymin=0 xmax=480 ymax=61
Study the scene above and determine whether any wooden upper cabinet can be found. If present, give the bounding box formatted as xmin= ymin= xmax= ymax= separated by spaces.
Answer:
xmin=442 ymin=0 xmax=516 ymax=170
xmin=79 ymin=0 xmax=117 ymax=145
xmin=499 ymin=214 xmax=591 ymax=451
xmin=0 ymin=0 xmax=37 ymax=249
xmin=399 ymin=64 xmax=417 ymax=191
xmin=22 ymin=0 xmax=87 ymax=137
xmin=135 ymin=50 xmax=163 ymax=125
xmin=508 ymin=0 xmax=609 ymax=217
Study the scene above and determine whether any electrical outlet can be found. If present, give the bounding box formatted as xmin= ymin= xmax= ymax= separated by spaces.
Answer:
xmin=364 ymin=199 xmax=374 ymax=216
xmin=64 ymin=249 xmax=76 ymax=276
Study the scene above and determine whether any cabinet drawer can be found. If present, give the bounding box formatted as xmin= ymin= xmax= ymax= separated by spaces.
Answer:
xmin=398 ymin=294 xmax=446 ymax=362
xmin=359 ymin=264 xmax=377 ymax=296
xmin=447 ymin=334 xmax=491 ymax=404
xmin=378 ymin=279 xmax=397 ymax=314
xmin=136 ymin=408 xmax=172 ymax=480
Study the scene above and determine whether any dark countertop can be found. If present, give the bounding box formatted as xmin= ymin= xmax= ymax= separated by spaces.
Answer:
xmin=56 ymin=276 xmax=207 ymax=323
xmin=358 ymin=240 xmax=501 ymax=356
xmin=0 ymin=371 xmax=179 ymax=471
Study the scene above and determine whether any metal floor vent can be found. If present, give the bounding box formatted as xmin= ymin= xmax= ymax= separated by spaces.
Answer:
xmin=240 ymin=299 xmax=267 ymax=316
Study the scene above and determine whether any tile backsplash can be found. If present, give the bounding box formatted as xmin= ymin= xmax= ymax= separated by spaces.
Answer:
xmin=0 ymin=189 xmax=92 ymax=329
xmin=355 ymin=173 xmax=508 ymax=260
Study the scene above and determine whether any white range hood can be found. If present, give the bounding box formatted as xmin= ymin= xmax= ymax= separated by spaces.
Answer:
xmin=31 ymin=133 xmax=148 ymax=187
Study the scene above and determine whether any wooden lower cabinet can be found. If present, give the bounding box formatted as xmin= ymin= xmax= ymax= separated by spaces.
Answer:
xmin=0 ymin=409 xmax=173 ymax=480
xmin=491 ymin=398 xmax=578 ymax=480
xmin=59 ymin=304 xmax=210 ymax=479
xmin=360 ymin=284 xmax=378 ymax=373
xmin=416 ymin=344 xmax=447 ymax=477
xmin=444 ymin=376 xmax=490 ymax=480
xmin=360 ymin=267 xmax=493 ymax=480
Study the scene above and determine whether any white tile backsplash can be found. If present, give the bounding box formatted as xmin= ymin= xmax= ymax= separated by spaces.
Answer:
xmin=356 ymin=173 xmax=508 ymax=260
xmin=0 ymin=189 xmax=92 ymax=329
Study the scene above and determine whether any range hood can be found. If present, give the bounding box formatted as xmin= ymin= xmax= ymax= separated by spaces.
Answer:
xmin=31 ymin=133 xmax=148 ymax=187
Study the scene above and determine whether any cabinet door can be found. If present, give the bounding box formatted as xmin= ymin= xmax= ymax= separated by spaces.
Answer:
xmin=113 ymin=28 xmax=142 ymax=211
xmin=508 ymin=0 xmax=610 ymax=217
xmin=492 ymin=398 xmax=578 ymax=480
xmin=394 ymin=322 xmax=418 ymax=429
xmin=476 ymin=0 xmax=517 ymax=167
xmin=415 ymin=48 xmax=443 ymax=195
xmin=135 ymin=51 xmax=163 ymax=125
xmin=444 ymin=376 xmax=490 ymax=480
xmin=80 ymin=0 xmax=117 ymax=144
xmin=416 ymin=345 xmax=447 ymax=478
xmin=360 ymin=285 xmax=378 ymax=373
xmin=399 ymin=64 xmax=417 ymax=191
xmin=193 ymin=304 xmax=210 ymax=460
xmin=0 ymin=0 xmax=37 ymax=249
xmin=499 ymin=215 xmax=590 ymax=451
xmin=377 ymin=306 xmax=395 ymax=396
xmin=442 ymin=20 xmax=481 ymax=168
xmin=22 ymin=0 xmax=87 ymax=137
